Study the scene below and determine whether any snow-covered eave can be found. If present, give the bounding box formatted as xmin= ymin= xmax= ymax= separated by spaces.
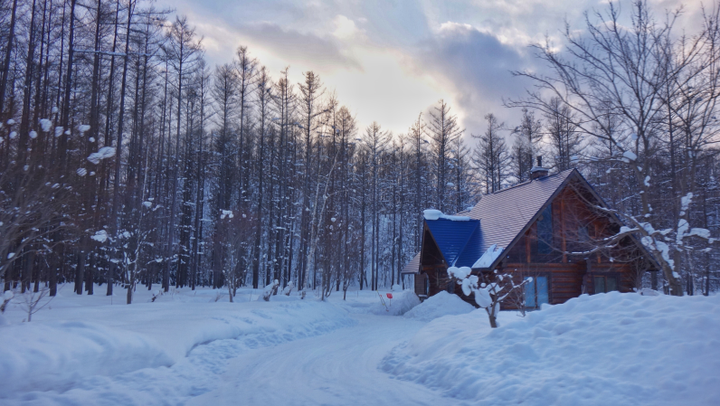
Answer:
xmin=423 ymin=209 xmax=471 ymax=222
xmin=471 ymin=244 xmax=504 ymax=269
xmin=401 ymin=252 xmax=421 ymax=275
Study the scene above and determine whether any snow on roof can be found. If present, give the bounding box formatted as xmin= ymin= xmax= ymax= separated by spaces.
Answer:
xmin=423 ymin=209 xmax=471 ymax=222
xmin=472 ymin=244 xmax=504 ymax=269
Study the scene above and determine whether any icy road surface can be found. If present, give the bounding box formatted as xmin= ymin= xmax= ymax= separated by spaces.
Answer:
xmin=188 ymin=314 xmax=461 ymax=406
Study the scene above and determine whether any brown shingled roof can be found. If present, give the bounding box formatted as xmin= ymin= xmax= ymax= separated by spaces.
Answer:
xmin=401 ymin=252 xmax=421 ymax=274
xmin=468 ymin=168 xmax=576 ymax=254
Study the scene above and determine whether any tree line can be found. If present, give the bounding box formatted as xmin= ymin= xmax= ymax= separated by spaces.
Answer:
xmin=0 ymin=0 xmax=477 ymax=302
xmin=1 ymin=0 xmax=719 ymax=302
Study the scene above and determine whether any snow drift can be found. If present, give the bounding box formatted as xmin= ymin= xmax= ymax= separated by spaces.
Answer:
xmin=381 ymin=292 xmax=720 ymax=406
xmin=0 ymin=295 xmax=353 ymax=397
xmin=403 ymin=291 xmax=475 ymax=322
xmin=368 ymin=290 xmax=421 ymax=316
xmin=0 ymin=321 xmax=173 ymax=394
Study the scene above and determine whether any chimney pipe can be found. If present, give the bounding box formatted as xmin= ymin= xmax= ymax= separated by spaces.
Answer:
xmin=531 ymin=155 xmax=549 ymax=180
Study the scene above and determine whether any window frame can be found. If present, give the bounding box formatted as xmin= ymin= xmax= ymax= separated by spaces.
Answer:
xmin=536 ymin=205 xmax=553 ymax=255
xmin=592 ymin=274 xmax=619 ymax=294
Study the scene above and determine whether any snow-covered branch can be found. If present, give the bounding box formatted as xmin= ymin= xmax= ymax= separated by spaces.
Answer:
xmin=448 ymin=266 xmax=530 ymax=328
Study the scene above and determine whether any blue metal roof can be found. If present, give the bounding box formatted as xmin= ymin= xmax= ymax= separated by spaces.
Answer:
xmin=425 ymin=218 xmax=480 ymax=266
xmin=454 ymin=225 xmax=482 ymax=267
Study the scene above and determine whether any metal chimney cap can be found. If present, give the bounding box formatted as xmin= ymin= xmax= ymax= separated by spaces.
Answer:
xmin=530 ymin=156 xmax=549 ymax=179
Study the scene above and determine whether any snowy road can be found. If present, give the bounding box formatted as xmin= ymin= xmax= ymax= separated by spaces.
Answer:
xmin=5 ymin=287 xmax=719 ymax=406
xmin=188 ymin=314 xmax=462 ymax=406
xmin=3 ymin=288 xmax=464 ymax=406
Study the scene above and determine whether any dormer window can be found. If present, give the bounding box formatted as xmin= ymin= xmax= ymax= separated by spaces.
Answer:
xmin=537 ymin=205 xmax=553 ymax=254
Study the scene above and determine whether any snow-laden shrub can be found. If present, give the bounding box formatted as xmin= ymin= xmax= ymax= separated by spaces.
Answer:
xmin=262 ymin=280 xmax=280 ymax=301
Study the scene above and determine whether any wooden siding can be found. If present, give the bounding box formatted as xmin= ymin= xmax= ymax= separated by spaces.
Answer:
xmin=490 ymin=181 xmax=646 ymax=309
xmin=415 ymin=273 xmax=428 ymax=298
xmin=417 ymin=225 xmax=451 ymax=298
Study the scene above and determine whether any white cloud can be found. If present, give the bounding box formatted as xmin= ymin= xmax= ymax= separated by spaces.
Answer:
xmin=330 ymin=48 xmax=445 ymax=135
xmin=333 ymin=15 xmax=363 ymax=41
xmin=156 ymin=0 xmax=704 ymax=146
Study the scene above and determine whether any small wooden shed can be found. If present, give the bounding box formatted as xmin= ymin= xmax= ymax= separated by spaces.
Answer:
xmin=402 ymin=167 xmax=657 ymax=309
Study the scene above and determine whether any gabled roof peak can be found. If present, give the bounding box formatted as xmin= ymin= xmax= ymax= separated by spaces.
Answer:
xmin=468 ymin=168 xmax=578 ymax=258
xmin=481 ymin=168 xmax=576 ymax=197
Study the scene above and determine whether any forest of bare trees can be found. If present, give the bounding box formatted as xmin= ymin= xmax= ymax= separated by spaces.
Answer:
xmin=0 ymin=0 xmax=476 ymax=303
xmin=1 ymin=0 xmax=719 ymax=301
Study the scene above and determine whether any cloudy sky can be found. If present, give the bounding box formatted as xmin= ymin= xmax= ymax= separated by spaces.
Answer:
xmin=155 ymin=0 xmax=705 ymax=143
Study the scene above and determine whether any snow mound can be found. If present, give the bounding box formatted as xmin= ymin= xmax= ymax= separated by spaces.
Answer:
xmin=403 ymin=291 xmax=475 ymax=322
xmin=382 ymin=292 xmax=720 ymax=406
xmin=0 ymin=321 xmax=173 ymax=394
xmin=366 ymin=290 xmax=421 ymax=316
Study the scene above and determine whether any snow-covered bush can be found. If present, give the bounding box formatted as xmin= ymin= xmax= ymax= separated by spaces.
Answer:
xmin=282 ymin=281 xmax=295 ymax=296
xmin=448 ymin=266 xmax=530 ymax=328
xmin=262 ymin=279 xmax=280 ymax=301
xmin=1 ymin=290 xmax=13 ymax=313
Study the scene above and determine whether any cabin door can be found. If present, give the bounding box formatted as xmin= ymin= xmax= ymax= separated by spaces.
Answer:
xmin=524 ymin=276 xmax=549 ymax=309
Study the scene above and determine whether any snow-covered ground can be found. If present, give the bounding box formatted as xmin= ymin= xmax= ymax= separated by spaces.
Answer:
xmin=1 ymin=284 xmax=718 ymax=405
xmin=382 ymin=291 xmax=720 ymax=406
xmin=0 ymin=286 xmax=356 ymax=405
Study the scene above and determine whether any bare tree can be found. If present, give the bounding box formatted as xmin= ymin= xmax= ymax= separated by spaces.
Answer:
xmin=510 ymin=108 xmax=543 ymax=181
xmin=427 ymin=100 xmax=463 ymax=212
xmin=473 ymin=113 xmax=510 ymax=194
xmin=297 ymin=70 xmax=325 ymax=290
xmin=507 ymin=1 xmax=720 ymax=295
xmin=545 ymin=97 xmax=581 ymax=171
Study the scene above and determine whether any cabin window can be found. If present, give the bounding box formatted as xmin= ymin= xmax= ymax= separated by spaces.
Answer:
xmin=578 ymin=224 xmax=591 ymax=242
xmin=537 ymin=205 xmax=553 ymax=254
xmin=524 ymin=276 xmax=549 ymax=309
xmin=593 ymin=275 xmax=618 ymax=294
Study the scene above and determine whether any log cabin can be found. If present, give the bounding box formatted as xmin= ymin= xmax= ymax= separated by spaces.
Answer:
xmin=402 ymin=164 xmax=658 ymax=309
